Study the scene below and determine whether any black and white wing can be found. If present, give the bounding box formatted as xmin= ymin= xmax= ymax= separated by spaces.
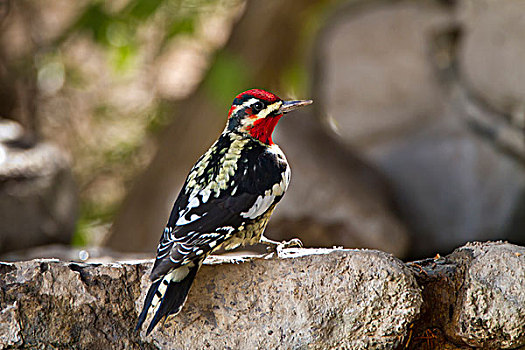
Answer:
xmin=150 ymin=140 xmax=289 ymax=282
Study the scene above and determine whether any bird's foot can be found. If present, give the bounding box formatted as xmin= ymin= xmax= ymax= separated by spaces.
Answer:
xmin=280 ymin=238 xmax=303 ymax=249
xmin=260 ymin=237 xmax=303 ymax=256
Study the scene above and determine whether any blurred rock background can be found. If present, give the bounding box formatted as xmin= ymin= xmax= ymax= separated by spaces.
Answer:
xmin=0 ymin=0 xmax=523 ymax=260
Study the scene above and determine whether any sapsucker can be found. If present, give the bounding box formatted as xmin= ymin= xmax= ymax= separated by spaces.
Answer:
xmin=136 ymin=89 xmax=312 ymax=334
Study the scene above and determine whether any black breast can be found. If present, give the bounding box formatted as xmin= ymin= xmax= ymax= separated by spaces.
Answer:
xmin=237 ymin=141 xmax=288 ymax=195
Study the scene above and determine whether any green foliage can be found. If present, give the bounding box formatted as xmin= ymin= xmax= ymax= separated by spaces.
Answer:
xmin=166 ymin=17 xmax=195 ymax=38
xmin=146 ymin=100 xmax=176 ymax=134
xmin=125 ymin=0 xmax=165 ymax=20
xmin=61 ymin=0 xmax=204 ymax=73
xmin=71 ymin=225 xmax=89 ymax=247
xmin=110 ymin=44 xmax=138 ymax=73
xmin=281 ymin=63 xmax=309 ymax=97
xmin=72 ymin=201 xmax=119 ymax=247
xmin=73 ymin=3 xmax=114 ymax=46
xmin=204 ymin=51 xmax=252 ymax=108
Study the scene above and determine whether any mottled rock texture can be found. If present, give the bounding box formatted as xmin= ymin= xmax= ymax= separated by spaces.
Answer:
xmin=2 ymin=242 xmax=525 ymax=349
xmin=409 ymin=242 xmax=525 ymax=349
xmin=446 ymin=242 xmax=525 ymax=348
xmin=0 ymin=249 xmax=421 ymax=350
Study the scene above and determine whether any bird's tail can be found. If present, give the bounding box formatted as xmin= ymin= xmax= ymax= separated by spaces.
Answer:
xmin=136 ymin=262 xmax=201 ymax=335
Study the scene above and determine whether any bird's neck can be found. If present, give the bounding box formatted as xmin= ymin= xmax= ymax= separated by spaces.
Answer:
xmin=245 ymin=115 xmax=282 ymax=145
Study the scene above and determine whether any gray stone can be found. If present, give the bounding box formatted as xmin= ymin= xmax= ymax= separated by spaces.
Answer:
xmin=446 ymin=242 xmax=525 ymax=349
xmin=2 ymin=242 xmax=525 ymax=349
xmin=315 ymin=0 xmax=525 ymax=258
xmin=376 ymin=112 xmax=525 ymax=257
xmin=0 ymin=119 xmax=77 ymax=254
xmin=408 ymin=241 xmax=525 ymax=349
xmin=456 ymin=0 xmax=525 ymax=163
xmin=317 ymin=1 xmax=452 ymax=146
xmin=458 ymin=0 xmax=525 ymax=117
xmin=0 ymin=249 xmax=422 ymax=349
xmin=0 ymin=301 xmax=22 ymax=349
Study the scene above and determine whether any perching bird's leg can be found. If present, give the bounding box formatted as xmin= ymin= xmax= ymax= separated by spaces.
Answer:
xmin=260 ymin=236 xmax=303 ymax=255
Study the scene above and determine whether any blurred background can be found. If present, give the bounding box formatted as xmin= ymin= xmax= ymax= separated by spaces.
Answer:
xmin=0 ymin=0 xmax=523 ymax=262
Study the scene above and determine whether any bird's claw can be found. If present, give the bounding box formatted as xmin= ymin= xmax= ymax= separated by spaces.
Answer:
xmin=262 ymin=237 xmax=303 ymax=256
xmin=280 ymin=238 xmax=303 ymax=249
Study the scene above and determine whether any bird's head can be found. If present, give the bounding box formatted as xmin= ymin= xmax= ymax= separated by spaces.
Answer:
xmin=225 ymin=89 xmax=313 ymax=145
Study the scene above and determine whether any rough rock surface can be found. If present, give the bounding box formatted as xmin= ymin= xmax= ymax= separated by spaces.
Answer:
xmin=0 ymin=249 xmax=421 ymax=350
xmin=0 ymin=119 xmax=77 ymax=254
xmin=1 ymin=242 xmax=524 ymax=349
xmin=409 ymin=241 xmax=525 ymax=349
xmin=446 ymin=242 xmax=525 ymax=348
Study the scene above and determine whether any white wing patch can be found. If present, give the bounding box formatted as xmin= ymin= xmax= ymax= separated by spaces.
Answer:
xmin=176 ymin=214 xmax=201 ymax=225
xmin=241 ymin=146 xmax=291 ymax=220
xmin=176 ymin=195 xmax=202 ymax=225
xmin=241 ymin=192 xmax=276 ymax=219
xmin=177 ymin=187 xmax=213 ymax=226
xmin=200 ymin=188 xmax=211 ymax=203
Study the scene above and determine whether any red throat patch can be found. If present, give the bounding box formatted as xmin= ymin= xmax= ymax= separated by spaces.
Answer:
xmin=248 ymin=115 xmax=282 ymax=145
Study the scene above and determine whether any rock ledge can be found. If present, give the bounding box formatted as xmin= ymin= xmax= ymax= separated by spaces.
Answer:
xmin=1 ymin=243 xmax=524 ymax=349
xmin=1 ymin=249 xmax=420 ymax=350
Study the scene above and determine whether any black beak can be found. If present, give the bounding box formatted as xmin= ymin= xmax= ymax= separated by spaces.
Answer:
xmin=278 ymin=99 xmax=313 ymax=114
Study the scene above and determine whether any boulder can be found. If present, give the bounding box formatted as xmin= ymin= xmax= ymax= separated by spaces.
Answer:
xmin=409 ymin=241 xmax=525 ymax=349
xmin=458 ymin=0 xmax=525 ymax=117
xmin=445 ymin=242 xmax=525 ymax=348
xmin=2 ymin=242 xmax=524 ymax=349
xmin=316 ymin=1 xmax=452 ymax=145
xmin=315 ymin=0 xmax=525 ymax=258
xmin=0 ymin=249 xmax=422 ymax=349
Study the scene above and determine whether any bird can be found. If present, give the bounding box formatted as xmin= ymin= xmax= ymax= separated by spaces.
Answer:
xmin=136 ymin=88 xmax=313 ymax=335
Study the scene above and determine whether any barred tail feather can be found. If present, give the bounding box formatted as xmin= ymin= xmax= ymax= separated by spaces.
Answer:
xmin=135 ymin=279 xmax=161 ymax=332
xmin=136 ymin=263 xmax=201 ymax=335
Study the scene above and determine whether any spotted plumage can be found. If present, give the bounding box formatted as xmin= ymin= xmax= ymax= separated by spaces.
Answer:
xmin=136 ymin=89 xmax=312 ymax=335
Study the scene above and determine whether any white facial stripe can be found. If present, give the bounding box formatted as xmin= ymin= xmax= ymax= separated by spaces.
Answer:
xmin=243 ymin=98 xmax=259 ymax=108
xmin=239 ymin=101 xmax=283 ymax=132
xmin=229 ymin=98 xmax=259 ymax=116
xmin=256 ymin=101 xmax=282 ymax=119
xmin=232 ymin=99 xmax=282 ymax=119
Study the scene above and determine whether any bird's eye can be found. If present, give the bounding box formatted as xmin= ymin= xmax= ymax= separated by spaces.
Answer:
xmin=252 ymin=101 xmax=264 ymax=113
